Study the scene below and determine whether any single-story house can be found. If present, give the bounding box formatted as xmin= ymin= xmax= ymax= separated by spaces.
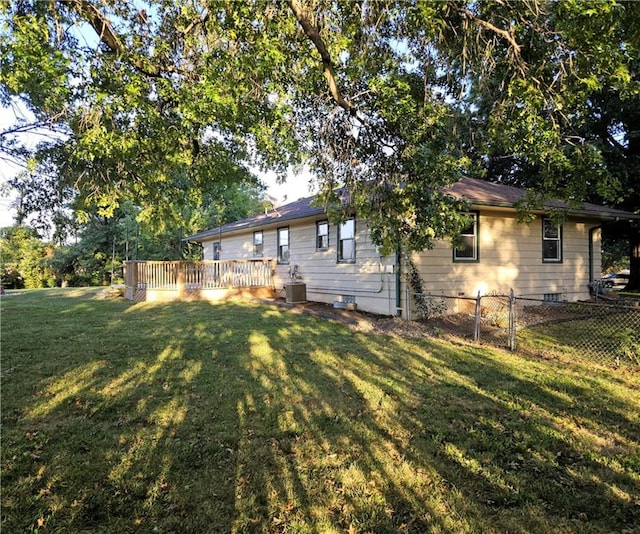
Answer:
xmin=184 ymin=178 xmax=638 ymax=317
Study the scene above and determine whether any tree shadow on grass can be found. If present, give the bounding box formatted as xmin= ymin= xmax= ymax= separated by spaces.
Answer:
xmin=1 ymin=293 xmax=638 ymax=532
xmin=377 ymin=338 xmax=640 ymax=530
xmin=217 ymin=306 xmax=639 ymax=532
xmin=3 ymin=296 xmax=246 ymax=532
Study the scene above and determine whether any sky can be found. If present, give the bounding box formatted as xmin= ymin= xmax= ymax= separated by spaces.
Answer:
xmin=0 ymin=162 xmax=315 ymax=230
xmin=260 ymin=168 xmax=317 ymax=206
xmin=0 ymin=11 xmax=317 ymax=230
xmin=0 ymin=103 xmax=316 ymax=230
xmin=0 ymin=104 xmax=23 ymax=228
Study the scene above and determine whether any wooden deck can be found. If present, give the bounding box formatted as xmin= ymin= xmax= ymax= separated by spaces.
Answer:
xmin=123 ymin=260 xmax=275 ymax=302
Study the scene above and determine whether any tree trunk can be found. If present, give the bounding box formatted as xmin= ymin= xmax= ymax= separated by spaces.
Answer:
xmin=625 ymin=223 xmax=640 ymax=291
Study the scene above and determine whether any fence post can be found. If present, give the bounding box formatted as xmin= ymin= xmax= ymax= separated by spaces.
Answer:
xmin=508 ymin=289 xmax=517 ymax=351
xmin=473 ymin=291 xmax=481 ymax=341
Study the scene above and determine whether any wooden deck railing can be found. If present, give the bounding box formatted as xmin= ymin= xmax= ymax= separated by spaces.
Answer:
xmin=124 ymin=260 xmax=274 ymax=299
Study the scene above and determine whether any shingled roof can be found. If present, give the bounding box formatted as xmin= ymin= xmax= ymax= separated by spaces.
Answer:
xmin=445 ymin=178 xmax=637 ymax=219
xmin=185 ymin=178 xmax=637 ymax=241
xmin=185 ymin=194 xmax=324 ymax=241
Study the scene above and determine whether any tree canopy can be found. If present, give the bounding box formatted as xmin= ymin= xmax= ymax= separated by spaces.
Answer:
xmin=1 ymin=179 xmax=265 ymax=289
xmin=1 ymin=1 xmax=639 ymax=260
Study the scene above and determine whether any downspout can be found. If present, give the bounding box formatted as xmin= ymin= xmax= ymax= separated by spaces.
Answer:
xmin=305 ymin=284 xmax=384 ymax=295
xmin=305 ymin=260 xmax=385 ymax=295
xmin=395 ymin=243 xmax=402 ymax=317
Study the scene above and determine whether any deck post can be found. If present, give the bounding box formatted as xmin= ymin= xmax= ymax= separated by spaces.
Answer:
xmin=177 ymin=261 xmax=185 ymax=299
xmin=131 ymin=261 xmax=138 ymax=291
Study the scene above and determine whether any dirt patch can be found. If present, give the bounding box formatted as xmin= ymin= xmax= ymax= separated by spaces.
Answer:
xmin=95 ymin=286 xmax=125 ymax=300
xmin=268 ymin=298 xmax=443 ymax=339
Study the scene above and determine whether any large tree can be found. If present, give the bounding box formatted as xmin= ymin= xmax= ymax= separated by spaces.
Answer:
xmin=0 ymin=225 xmax=56 ymax=288
xmin=467 ymin=2 xmax=640 ymax=288
xmin=1 ymin=1 xmax=638 ymax=279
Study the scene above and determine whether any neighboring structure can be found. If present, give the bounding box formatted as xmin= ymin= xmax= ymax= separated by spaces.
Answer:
xmin=184 ymin=178 xmax=638 ymax=317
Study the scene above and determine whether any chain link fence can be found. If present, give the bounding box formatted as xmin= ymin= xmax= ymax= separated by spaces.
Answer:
xmin=409 ymin=291 xmax=640 ymax=368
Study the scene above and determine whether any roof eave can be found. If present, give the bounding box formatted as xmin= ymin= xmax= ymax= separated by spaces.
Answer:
xmin=184 ymin=180 xmax=639 ymax=242
xmin=183 ymin=208 xmax=325 ymax=242
xmin=467 ymin=200 xmax=639 ymax=221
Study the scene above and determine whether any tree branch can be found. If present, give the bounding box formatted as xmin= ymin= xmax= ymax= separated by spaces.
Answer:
xmin=606 ymin=131 xmax=628 ymax=154
xmin=286 ymin=0 xmax=357 ymax=116
xmin=181 ymin=10 xmax=210 ymax=35
xmin=64 ymin=0 xmax=123 ymax=53
xmin=62 ymin=0 xmax=172 ymax=78
xmin=1 ymin=123 xmax=67 ymax=141
xmin=457 ymin=6 xmax=525 ymax=71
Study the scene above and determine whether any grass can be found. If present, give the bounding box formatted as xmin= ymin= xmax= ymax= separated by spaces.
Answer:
xmin=1 ymin=288 xmax=639 ymax=533
xmin=515 ymin=305 xmax=640 ymax=367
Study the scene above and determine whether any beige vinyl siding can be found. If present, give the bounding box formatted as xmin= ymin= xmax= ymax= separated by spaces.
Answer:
xmin=202 ymin=234 xmax=255 ymax=260
xmin=277 ymin=218 xmax=397 ymax=316
xmin=202 ymin=241 xmax=215 ymax=260
xmin=199 ymin=208 xmax=602 ymax=317
xmin=201 ymin=218 xmax=398 ymax=316
xmin=591 ymin=227 xmax=602 ymax=278
xmin=411 ymin=210 xmax=600 ymax=301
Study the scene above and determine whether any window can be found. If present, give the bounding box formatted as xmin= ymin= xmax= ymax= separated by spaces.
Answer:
xmin=338 ymin=218 xmax=355 ymax=262
xmin=316 ymin=221 xmax=329 ymax=250
xmin=277 ymin=227 xmax=289 ymax=264
xmin=542 ymin=217 xmax=562 ymax=262
xmin=453 ymin=213 xmax=479 ymax=262
xmin=212 ymin=242 xmax=221 ymax=261
xmin=253 ymin=231 xmax=263 ymax=257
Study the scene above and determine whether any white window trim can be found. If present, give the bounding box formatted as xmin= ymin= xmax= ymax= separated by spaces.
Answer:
xmin=316 ymin=220 xmax=329 ymax=250
xmin=253 ymin=231 xmax=263 ymax=257
xmin=277 ymin=227 xmax=290 ymax=264
xmin=453 ymin=212 xmax=479 ymax=262
xmin=542 ymin=217 xmax=563 ymax=263
xmin=338 ymin=218 xmax=356 ymax=263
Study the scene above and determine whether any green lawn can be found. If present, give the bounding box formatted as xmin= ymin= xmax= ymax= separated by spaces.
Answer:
xmin=1 ymin=288 xmax=639 ymax=533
